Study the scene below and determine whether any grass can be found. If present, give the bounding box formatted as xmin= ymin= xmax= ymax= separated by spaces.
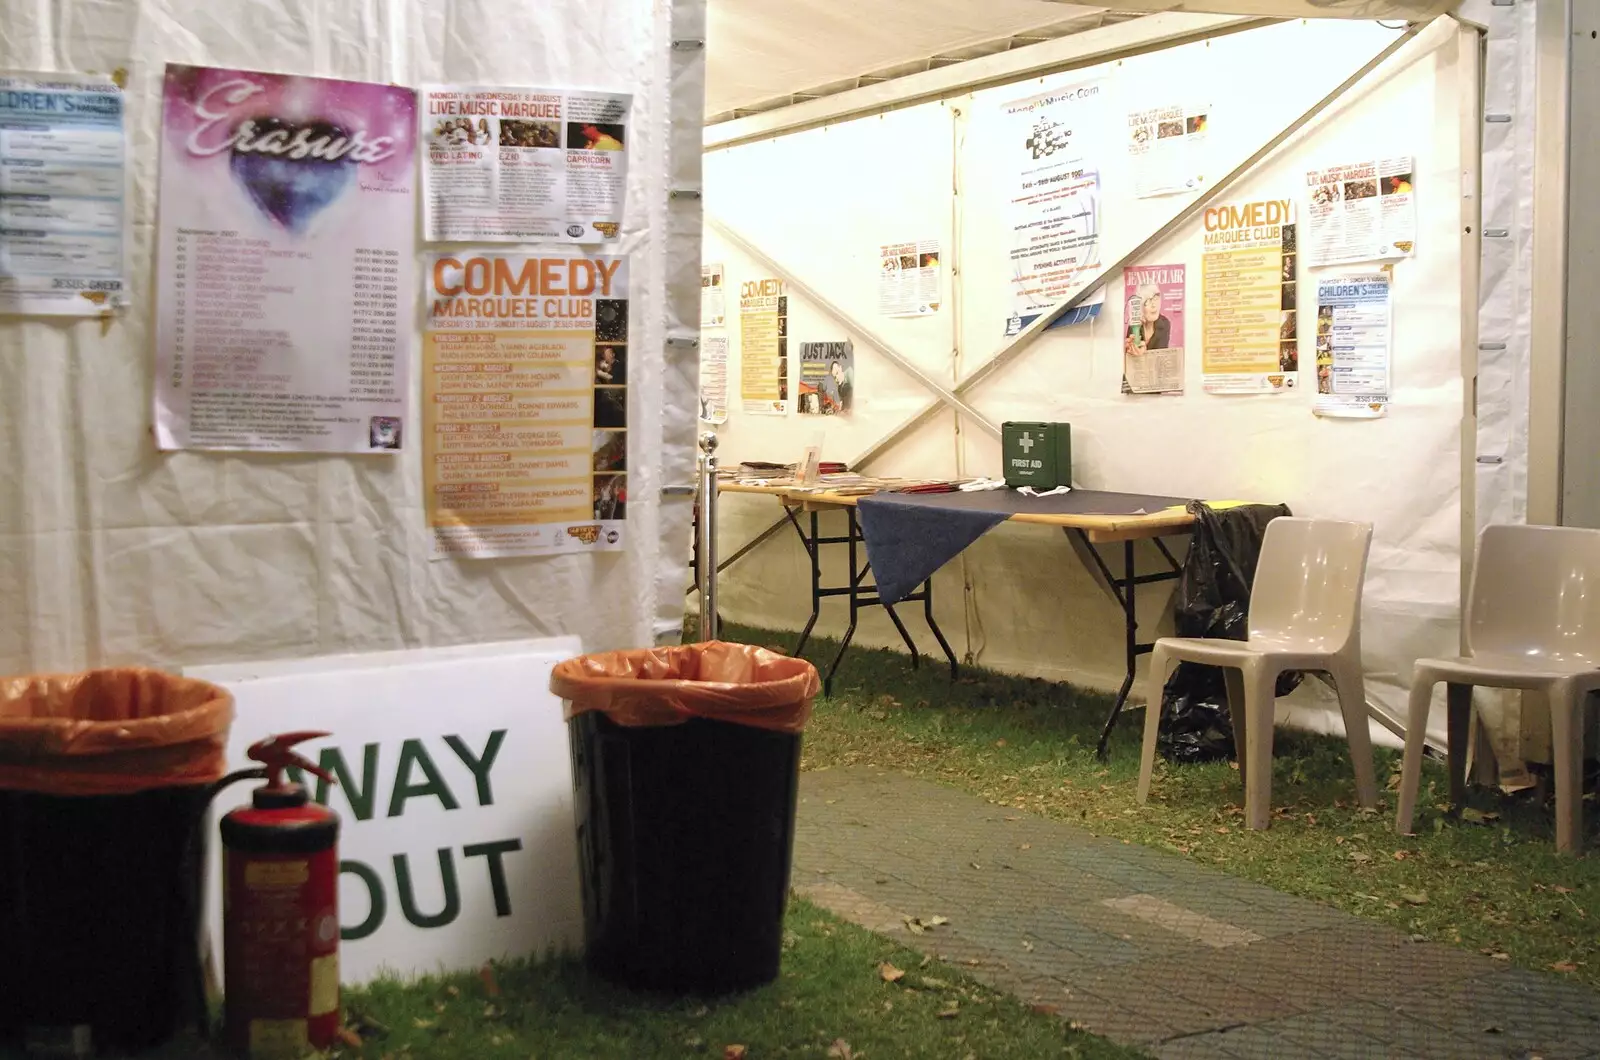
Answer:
xmin=730 ymin=621 xmax=1600 ymax=991
xmin=126 ymin=898 xmax=1129 ymax=1060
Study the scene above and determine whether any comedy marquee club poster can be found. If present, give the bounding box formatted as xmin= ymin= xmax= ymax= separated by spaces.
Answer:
xmin=153 ymin=64 xmax=416 ymax=452
xmin=424 ymin=250 xmax=629 ymax=559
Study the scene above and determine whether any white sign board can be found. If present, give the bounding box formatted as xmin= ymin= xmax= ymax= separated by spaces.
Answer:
xmin=189 ymin=636 xmax=584 ymax=984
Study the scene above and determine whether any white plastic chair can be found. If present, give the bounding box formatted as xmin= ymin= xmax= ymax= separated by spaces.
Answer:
xmin=1137 ymin=517 xmax=1379 ymax=830
xmin=1394 ymin=524 xmax=1600 ymax=853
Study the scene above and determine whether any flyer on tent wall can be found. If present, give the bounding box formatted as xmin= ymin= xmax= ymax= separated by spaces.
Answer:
xmin=699 ymin=334 xmax=728 ymax=424
xmin=1000 ymin=79 xmax=1105 ymax=336
xmin=797 ymin=340 xmax=853 ymax=415
xmin=878 ymin=240 xmax=940 ymax=316
xmin=1122 ymin=264 xmax=1185 ymax=395
xmin=1304 ymin=157 xmax=1414 ymax=267
xmin=739 ymin=277 xmax=787 ymax=414
xmin=1315 ymin=272 xmax=1391 ymax=418
xmin=0 ymin=71 xmax=127 ymax=316
xmin=153 ymin=65 xmax=416 ymax=452
xmin=1126 ymin=102 xmax=1208 ymax=199
xmin=421 ymin=85 xmax=628 ymax=244
xmin=701 ymin=263 xmax=725 ymax=326
xmin=1201 ymin=198 xmax=1297 ymax=394
xmin=423 ymin=250 xmax=629 ymax=559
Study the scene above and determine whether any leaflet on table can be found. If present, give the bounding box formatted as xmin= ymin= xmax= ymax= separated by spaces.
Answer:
xmin=701 ymin=262 xmax=725 ymax=326
xmin=739 ymin=277 xmax=788 ymax=415
xmin=1126 ymin=102 xmax=1208 ymax=199
xmin=421 ymin=85 xmax=629 ymax=244
xmin=423 ymin=250 xmax=629 ymax=559
xmin=1315 ymin=272 xmax=1391 ymax=418
xmin=1304 ymin=158 xmax=1414 ymax=267
xmin=1201 ymin=198 xmax=1298 ymax=395
xmin=0 ymin=72 xmax=127 ymax=316
xmin=1122 ymin=264 xmax=1185 ymax=395
xmin=878 ymin=240 xmax=940 ymax=317
xmin=153 ymin=65 xmax=415 ymax=452
xmin=797 ymin=340 xmax=853 ymax=415
xmin=699 ymin=334 xmax=728 ymax=424
xmin=1000 ymin=79 xmax=1106 ymax=336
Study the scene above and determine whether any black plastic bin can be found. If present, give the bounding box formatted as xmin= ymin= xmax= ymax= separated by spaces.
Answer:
xmin=553 ymin=642 xmax=820 ymax=994
xmin=0 ymin=669 xmax=233 ymax=1052
xmin=0 ymin=787 xmax=213 ymax=1050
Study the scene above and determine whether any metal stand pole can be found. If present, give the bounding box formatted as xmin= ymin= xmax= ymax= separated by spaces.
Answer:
xmin=698 ymin=431 xmax=719 ymax=641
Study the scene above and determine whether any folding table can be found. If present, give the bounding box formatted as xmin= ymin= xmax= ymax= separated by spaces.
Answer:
xmin=719 ymin=483 xmax=1197 ymax=758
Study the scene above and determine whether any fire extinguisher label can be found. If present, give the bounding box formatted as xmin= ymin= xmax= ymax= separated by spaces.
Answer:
xmin=248 ymin=1019 xmax=308 ymax=1057
xmin=245 ymin=860 xmax=310 ymax=888
xmin=310 ymin=954 xmax=339 ymax=1017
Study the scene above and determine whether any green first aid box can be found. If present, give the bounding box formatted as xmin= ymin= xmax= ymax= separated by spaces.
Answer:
xmin=1002 ymin=421 xmax=1072 ymax=489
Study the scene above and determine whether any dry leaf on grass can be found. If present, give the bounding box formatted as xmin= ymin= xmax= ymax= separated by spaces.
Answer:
xmin=880 ymin=962 xmax=906 ymax=983
xmin=1029 ymin=1003 xmax=1060 ymax=1017
xmin=724 ymin=1046 xmax=748 ymax=1059
xmin=479 ymin=962 xmax=502 ymax=997
xmin=1349 ymin=851 xmax=1372 ymax=864
xmin=1551 ymin=961 xmax=1580 ymax=973
xmin=1554 ymin=886 xmax=1576 ymax=895
xmin=1401 ymin=891 xmax=1430 ymax=906
xmin=336 ymin=1028 xmax=364 ymax=1049
xmin=445 ymin=985 xmax=459 ymax=998
xmin=827 ymin=1040 xmax=854 ymax=1059
xmin=929 ymin=915 xmax=950 ymax=927
xmin=937 ymin=1000 xmax=961 ymax=1019
xmin=411 ymin=1018 xmax=434 ymax=1030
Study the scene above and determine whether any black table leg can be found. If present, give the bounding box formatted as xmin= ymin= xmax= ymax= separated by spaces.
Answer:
xmin=1070 ymin=530 xmax=1184 ymax=762
xmin=823 ymin=509 xmax=864 ymax=696
xmin=790 ymin=507 xmax=821 ymax=658
xmin=925 ymin=579 xmax=960 ymax=680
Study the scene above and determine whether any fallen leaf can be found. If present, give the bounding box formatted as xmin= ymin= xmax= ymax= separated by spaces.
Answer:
xmin=1489 ymin=952 xmax=1511 ymax=961
xmin=1030 ymin=1002 xmax=1060 ymax=1016
xmin=411 ymin=1018 xmax=434 ymax=1030
xmin=903 ymin=916 xmax=926 ymax=935
xmin=724 ymin=1046 xmax=748 ymax=1060
xmin=1461 ymin=808 xmax=1500 ymax=825
xmin=827 ymin=1039 xmax=854 ymax=1059
xmin=481 ymin=1004 xmax=501 ymax=1020
xmin=1335 ymin=836 xmax=1346 ymax=846
xmin=995 ymin=739 xmax=1007 ymax=747
xmin=917 ymin=976 xmax=952 ymax=990
xmin=1401 ymin=891 xmax=1429 ymax=906
xmin=937 ymin=1000 xmax=960 ymax=1019
xmin=1021 ymin=940 xmax=1035 ymax=952
xmin=336 ymin=1028 xmax=364 ymax=1049
xmin=1215 ymin=826 xmax=1230 ymax=835
xmin=929 ymin=915 xmax=950 ymax=927
xmin=1393 ymin=850 xmax=1409 ymax=861
xmin=445 ymin=985 xmax=459 ymax=998
xmin=1019 ymin=843 xmax=1032 ymax=851
xmin=880 ymin=962 xmax=906 ymax=983
xmin=1068 ymin=1020 xmax=1088 ymax=1032
xmin=1551 ymin=961 xmax=1580 ymax=973
xmin=1349 ymin=851 xmax=1372 ymax=864
xmin=1554 ymin=886 xmax=1576 ymax=895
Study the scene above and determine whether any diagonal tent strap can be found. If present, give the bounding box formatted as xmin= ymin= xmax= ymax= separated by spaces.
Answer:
xmin=857 ymin=494 xmax=1009 ymax=605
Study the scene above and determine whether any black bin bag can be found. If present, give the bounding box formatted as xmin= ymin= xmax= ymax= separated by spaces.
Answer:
xmin=1157 ymin=502 xmax=1300 ymax=764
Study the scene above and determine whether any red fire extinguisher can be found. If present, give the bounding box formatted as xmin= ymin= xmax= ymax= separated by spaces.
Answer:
xmin=218 ymin=732 xmax=341 ymax=1058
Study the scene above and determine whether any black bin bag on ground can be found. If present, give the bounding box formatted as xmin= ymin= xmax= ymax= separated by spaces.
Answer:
xmin=1157 ymin=502 xmax=1299 ymax=764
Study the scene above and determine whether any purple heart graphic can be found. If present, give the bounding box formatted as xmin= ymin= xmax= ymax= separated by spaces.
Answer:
xmin=228 ymin=118 xmax=355 ymax=234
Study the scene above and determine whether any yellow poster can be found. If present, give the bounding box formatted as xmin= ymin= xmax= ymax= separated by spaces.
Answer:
xmin=1201 ymin=199 xmax=1298 ymax=394
xmin=423 ymin=251 xmax=628 ymax=558
xmin=739 ymin=277 xmax=788 ymax=414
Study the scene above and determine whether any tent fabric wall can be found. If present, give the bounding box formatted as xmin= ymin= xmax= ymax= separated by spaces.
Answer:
xmin=703 ymin=19 xmax=1471 ymax=744
xmin=0 ymin=0 xmax=697 ymax=675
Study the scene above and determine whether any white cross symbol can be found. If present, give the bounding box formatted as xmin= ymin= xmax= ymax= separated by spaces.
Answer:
xmin=1018 ymin=433 xmax=1035 ymax=453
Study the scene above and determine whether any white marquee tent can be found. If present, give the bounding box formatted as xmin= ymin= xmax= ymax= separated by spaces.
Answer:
xmin=0 ymin=0 xmax=1570 ymax=778
xmin=697 ymin=0 xmax=1566 ymax=775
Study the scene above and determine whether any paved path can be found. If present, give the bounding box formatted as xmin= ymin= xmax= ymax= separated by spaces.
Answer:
xmin=793 ymin=767 xmax=1600 ymax=1060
